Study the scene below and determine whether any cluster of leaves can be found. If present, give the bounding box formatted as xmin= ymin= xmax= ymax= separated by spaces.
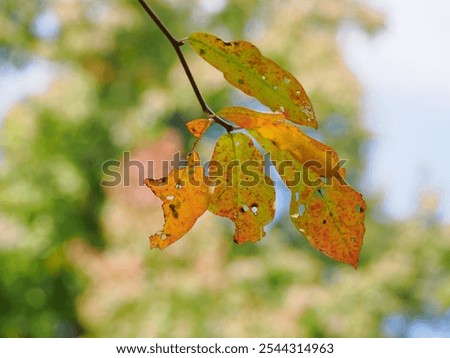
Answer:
xmin=146 ymin=32 xmax=366 ymax=268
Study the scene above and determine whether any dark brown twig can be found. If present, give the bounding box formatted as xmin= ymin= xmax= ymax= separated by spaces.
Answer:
xmin=137 ymin=0 xmax=235 ymax=132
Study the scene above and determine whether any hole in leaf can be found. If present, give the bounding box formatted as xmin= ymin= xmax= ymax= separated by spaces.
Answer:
xmin=355 ymin=204 xmax=364 ymax=213
xmin=283 ymin=76 xmax=291 ymax=85
xmin=298 ymin=204 xmax=306 ymax=217
xmin=240 ymin=205 xmax=249 ymax=213
xmin=251 ymin=204 xmax=258 ymax=215
xmin=314 ymin=187 xmax=327 ymax=198
xmin=166 ymin=195 xmax=174 ymax=200
xmin=273 ymin=86 xmax=278 ymax=90
xmin=295 ymin=191 xmax=300 ymax=202
xmin=261 ymin=75 xmax=266 ymax=80
xmin=279 ymin=106 xmax=285 ymax=112
xmin=161 ymin=233 xmax=167 ymax=241
xmin=320 ymin=176 xmax=331 ymax=185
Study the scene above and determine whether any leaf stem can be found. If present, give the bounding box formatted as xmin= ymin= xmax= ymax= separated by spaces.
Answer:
xmin=137 ymin=0 xmax=235 ymax=132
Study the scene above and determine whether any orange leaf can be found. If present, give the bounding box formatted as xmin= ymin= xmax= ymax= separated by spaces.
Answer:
xmin=250 ymin=131 xmax=366 ymax=268
xmin=291 ymin=181 xmax=366 ymax=269
xmin=189 ymin=32 xmax=317 ymax=128
xmin=208 ymin=132 xmax=275 ymax=244
xmin=217 ymin=106 xmax=344 ymax=179
xmin=185 ymin=118 xmax=213 ymax=138
xmin=144 ymin=151 xmax=209 ymax=249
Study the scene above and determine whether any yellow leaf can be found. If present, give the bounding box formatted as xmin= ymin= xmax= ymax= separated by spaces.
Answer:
xmin=189 ymin=32 xmax=317 ymax=128
xmin=217 ymin=106 xmax=344 ymax=179
xmin=208 ymin=132 xmax=275 ymax=244
xmin=144 ymin=152 xmax=209 ymax=249
xmin=251 ymin=132 xmax=366 ymax=268
xmin=185 ymin=118 xmax=213 ymax=139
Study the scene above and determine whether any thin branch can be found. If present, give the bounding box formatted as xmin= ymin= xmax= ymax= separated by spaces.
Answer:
xmin=137 ymin=0 xmax=181 ymax=47
xmin=137 ymin=0 xmax=236 ymax=132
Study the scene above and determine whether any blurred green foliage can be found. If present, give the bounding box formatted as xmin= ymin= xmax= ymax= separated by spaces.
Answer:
xmin=0 ymin=0 xmax=448 ymax=338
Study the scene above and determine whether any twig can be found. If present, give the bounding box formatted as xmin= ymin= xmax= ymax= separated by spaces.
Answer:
xmin=137 ymin=0 xmax=235 ymax=132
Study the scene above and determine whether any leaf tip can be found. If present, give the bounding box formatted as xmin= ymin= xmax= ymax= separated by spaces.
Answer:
xmin=345 ymin=246 xmax=361 ymax=269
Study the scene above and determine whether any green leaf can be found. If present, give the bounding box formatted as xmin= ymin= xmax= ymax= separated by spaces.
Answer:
xmin=189 ymin=32 xmax=317 ymax=128
xmin=208 ymin=132 xmax=276 ymax=244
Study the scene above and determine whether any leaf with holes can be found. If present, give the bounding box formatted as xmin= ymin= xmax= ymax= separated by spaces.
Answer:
xmin=144 ymin=152 xmax=209 ymax=249
xmin=250 ymin=131 xmax=366 ymax=268
xmin=186 ymin=118 xmax=213 ymax=139
xmin=208 ymin=132 xmax=275 ymax=244
xmin=292 ymin=182 xmax=366 ymax=269
xmin=217 ymin=106 xmax=344 ymax=179
xmin=189 ymin=32 xmax=317 ymax=128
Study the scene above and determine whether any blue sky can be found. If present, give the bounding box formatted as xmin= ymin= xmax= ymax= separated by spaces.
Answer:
xmin=339 ymin=0 xmax=450 ymax=222
xmin=1 ymin=0 xmax=449 ymax=222
xmin=0 ymin=62 xmax=52 ymax=119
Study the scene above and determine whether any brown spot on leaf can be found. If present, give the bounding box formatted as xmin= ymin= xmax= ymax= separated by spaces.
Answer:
xmin=169 ymin=204 xmax=179 ymax=219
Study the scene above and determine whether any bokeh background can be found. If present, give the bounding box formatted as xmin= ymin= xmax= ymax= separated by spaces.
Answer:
xmin=1 ymin=0 xmax=449 ymax=337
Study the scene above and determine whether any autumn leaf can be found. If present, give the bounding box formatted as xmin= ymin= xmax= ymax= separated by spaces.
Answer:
xmin=208 ymin=132 xmax=275 ymax=244
xmin=217 ymin=106 xmax=344 ymax=179
xmin=250 ymin=131 xmax=366 ymax=268
xmin=291 ymin=180 xmax=366 ymax=269
xmin=189 ymin=32 xmax=317 ymax=128
xmin=186 ymin=118 xmax=213 ymax=139
xmin=144 ymin=152 xmax=209 ymax=249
